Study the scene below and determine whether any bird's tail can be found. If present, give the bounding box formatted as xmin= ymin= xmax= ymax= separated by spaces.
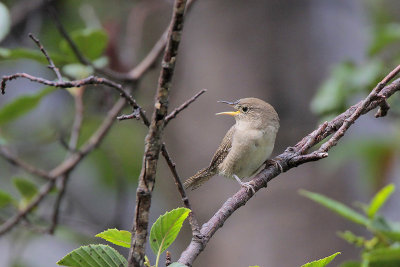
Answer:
xmin=183 ymin=168 xmax=215 ymax=190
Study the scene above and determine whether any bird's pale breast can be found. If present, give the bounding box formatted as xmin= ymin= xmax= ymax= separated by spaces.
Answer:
xmin=218 ymin=124 xmax=277 ymax=179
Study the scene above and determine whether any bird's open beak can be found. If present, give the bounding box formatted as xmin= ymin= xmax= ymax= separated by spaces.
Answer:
xmin=216 ymin=110 xmax=240 ymax=116
xmin=216 ymin=100 xmax=240 ymax=116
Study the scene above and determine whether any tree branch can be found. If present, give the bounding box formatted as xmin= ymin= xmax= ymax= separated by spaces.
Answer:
xmin=48 ymin=89 xmax=84 ymax=234
xmin=0 ymin=146 xmax=51 ymax=180
xmin=128 ymin=0 xmax=196 ymax=80
xmin=161 ymin=144 xmax=200 ymax=235
xmin=28 ymin=33 xmax=63 ymax=82
xmin=128 ymin=0 xmax=188 ymax=265
xmin=164 ymin=89 xmax=207 ymax=125
xmin=0 ymin=180 xmax=55 ymax=236
xmin=178 ymin=72 xmax=400 ymax=265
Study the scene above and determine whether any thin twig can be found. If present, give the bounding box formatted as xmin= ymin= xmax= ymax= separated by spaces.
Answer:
xmin=0 ymin=181 xmax=55 ymax=236
xmin=319 ymin=64 xmax=400 ymax=152
xmin=177 ymin=75 xmax=400 ymax=265
xmin=48 ymin=6 xmax=135 ymax=82
xmin=128 ymin=0 xmax=189 ymax=265
xmin=0 ymin=147 xmax=51 ymax=180
xmin=128 ymin=0 xmax=196 ymax=80
xmin=0 ymin=99 xmax=126 ymax=235
xmin=48 ymin=7 xmax=90 ymax=66
xmin=161 ymin=144 xmax=200 ymax=234
xmin=28 ymin=33 xmax=63 ymax=82
xmin=48 ymin=90 xmax=84 ymax=234
xmin=49 ymin=98 xmax=126 ymax=178
xmin=117 ymin=109 xmax=141 ymax=121
xmin=165 ymin=89 xmax=207 ymax=125
xmin=0 ymin=73 xmax=140 ymax=115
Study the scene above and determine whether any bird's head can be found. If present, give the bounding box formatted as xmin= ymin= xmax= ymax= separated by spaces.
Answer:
xmin=216 ymin=97 xmax=279 ymax=130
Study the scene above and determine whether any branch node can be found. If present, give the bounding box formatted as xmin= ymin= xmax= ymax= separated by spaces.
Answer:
xmin=375 ymin=96 xmax=390 ymax=118
xmin=117 ymin=108 xmax=141 ymax=121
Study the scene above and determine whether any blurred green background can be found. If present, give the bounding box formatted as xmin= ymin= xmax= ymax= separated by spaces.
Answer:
xmin=0 ymin=0 xmax=400 ymax=266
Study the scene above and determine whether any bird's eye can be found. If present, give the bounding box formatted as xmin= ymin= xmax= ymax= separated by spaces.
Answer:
xmin=242 ymin=106 xmax=249 ymax=112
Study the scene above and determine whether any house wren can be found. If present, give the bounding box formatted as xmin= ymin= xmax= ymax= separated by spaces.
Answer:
xmin=183 ymin=97 xmax=279 ymax=193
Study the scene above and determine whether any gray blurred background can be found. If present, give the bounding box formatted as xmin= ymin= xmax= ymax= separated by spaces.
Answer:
xmin=0 ymin=0 xmax=399 ymax=266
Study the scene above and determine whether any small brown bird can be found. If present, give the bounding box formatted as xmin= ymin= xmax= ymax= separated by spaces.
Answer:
xmin=183 ymin=97 xmax=279 ymax=193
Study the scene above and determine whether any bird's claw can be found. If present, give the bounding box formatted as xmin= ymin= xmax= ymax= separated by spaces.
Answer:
xmin=266 ymin=159 xmax=283 ymax=173
xmin=240 ymin=181 xmax=255 ymax=195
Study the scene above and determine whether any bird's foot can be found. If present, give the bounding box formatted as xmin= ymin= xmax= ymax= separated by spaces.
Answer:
xmin=240 ymin=181 xmax=256 ymax=194
xmin=233 ymin=174 xmax=255 ymax=194
xmin=265 ymin=159 xmax=283 ymax=173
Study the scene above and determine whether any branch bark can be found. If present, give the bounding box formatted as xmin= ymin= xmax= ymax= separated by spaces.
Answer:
xmin=127 ymin=0 xmax=188 ymax=265
xmin=177 ymin=74 xmax=400 ymax=265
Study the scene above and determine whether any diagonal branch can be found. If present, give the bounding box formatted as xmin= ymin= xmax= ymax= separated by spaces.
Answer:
xmin=0 ymin=180 xmax=55 ymax=236
xmin=165 ymin=89 xmax=207 ymax=125
xmin=0 ymin=147 xmax=51 ymax=180
xmin=161 ymin=145 xmax=200 ymax=235
xmin=48 ymin=88 xmax=85 ymax=234
xmin=127 ymin=0 xmax=189 ymax=265
xmin=128 ymin=0 xmax=196 ymax=80
xmin=28 ymin=33 xmax=63 ymax=82
xmin=178 ymin=69 xmax=400 ymax=265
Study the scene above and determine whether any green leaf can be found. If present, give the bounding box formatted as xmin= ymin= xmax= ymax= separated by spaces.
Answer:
xmin=0 ymin=86 xmax=56 ymax=125
xmin=57 ymin=244 xmax=127 ymax=267
xmin=337 ymin=231 xmax=366 ymax=247
xmin=368 ymin=216 xmax=400 ymax=242
xmin=13 ymin=177 xmax=38 ymax=210
xmin=169 ymin=263 xmax=189 ymax=267
xmin=363 ymin=247 xmax=400 ymax=262
xmin=0 ymin=3 xmax=10 ymax=42
xmin=59 ymin=28 xmax=108 ymax=61
xmin=62 ymin=63 xmax=94 ymax=79
xmin=369 ymin=24 xmax=400 ymax=56
xmin=96 ymin=228 xmax=131 ymax=248
xmin=367 ymin=184 xmax=395 ymax=218
xmin=301 ymin=252 xmax=341 ymax=267
xmin=13 ymin=177 xmax=38 ymax=200
xmin=150 ymin=208 xmax=191 ymax=255
xmin=339 ymin=261 xmax=361 ymax=267
xmin=299 ymin=190 xmax=369 ymax=226
xmin=0 ymin=189 xmax=13 ymax=208
xmin=311 ymin=62 xmax=354 ymax=116
xmin=0 ymin=47 xmax=69 ymax=65
xmin=325 ymin=137 xmax=397 ymax=188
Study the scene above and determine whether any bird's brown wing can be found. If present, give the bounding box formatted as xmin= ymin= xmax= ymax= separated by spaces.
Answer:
xmin=183 ymin=126 xmax=234 ymax=190
xmin=208 ymin=125 xmax=234 ymax=170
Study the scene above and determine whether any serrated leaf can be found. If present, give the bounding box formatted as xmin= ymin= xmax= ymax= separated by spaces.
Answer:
xmin=299 ymin=190 xmax=369 ymax=226
xmin=57 ymin=244 xmax=127 ymax=267
xmin=301 ymin=252 xmax=341 ymax=267
xmin=367 ymin=184 xmax=395 ymax=218
xmin=0 ymin=189 xmax=13 ymax=208
xmin=96 ymin=228 xmax=131 ymax=248
xmin=150 ymin=208 xmax=190 ymax=255
xmin=59 ymin=28 xmax=108 ymax=61
xmin=0 ymin=86 xmax=56 ymax=125
xmin=169 ymin=263 xmax=189 ymax=267
xmin=0 ymin=2 xmax=10 ymax=42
